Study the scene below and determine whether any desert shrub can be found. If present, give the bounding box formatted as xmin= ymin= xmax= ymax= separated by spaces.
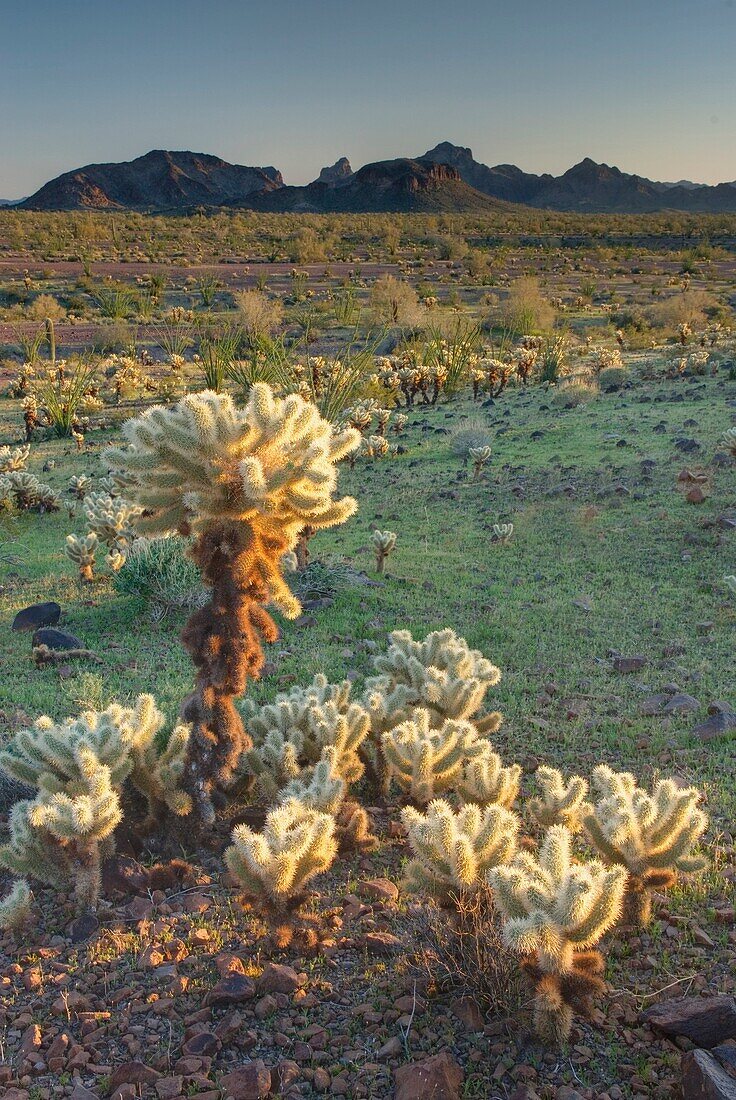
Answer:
xmin=113 ymin=537 xmax=205 ymax=612
xmin=598 ymin=365 xmax=628 ymax=389
xmin=449 ymin=419 xmax=493 ymax=458
xmin=646 ymin=289 xmax=721 ymax=332
xmin=550 ymin=378 xmax=598 ymax=408
xmin=235 ymin=289 xmax=283 ymax=340
xmin=370 ymin=276 xmax=423 ymax=327
xmin=497 ymin=277 xmax=555 ymax=335
xmin=26 ymin=294 xmax=65 ymax=322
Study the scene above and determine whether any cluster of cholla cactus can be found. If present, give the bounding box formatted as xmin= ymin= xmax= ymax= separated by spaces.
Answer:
xmin=371 ymin=529 xmax=396 ymax=573
xmin=580 ymin=765 xmax=708 ymax=925
xmin=490 ymin=826 xmax=628 ymax=1044
xmin=0 ymin=444 xmax=31 ymax=473
xmin=473 ymin=358 xmax=512 ymax=399
xmin=401 ymin=798 xmax=519 ymax=898
xmin=589 ymin=346 xmax=623 ymax=374
xmin=512 ymin=343 xmax=539 ymax=385
xmin=469 ymin=445 xmax=491 ymax=480
xmin=345 ymin=399 xmax=393 ymax=437
xmin=106 ymin=386 xmax=359 ymax=823
xmin=381 ymin=712 xmax=487 ymax=804
xmin=0 ymin=472 xmax=59 ymax=513
xmin=492 ymin=522 xmax=514 ymax=544
xmin=530 ymin=767 xmax=589 ymax=832
xmin=360 ymin=434 xmax=392 ymax=461
xmin=65 ymin=490 xmax=140 ymax=580
xmin=224 ymin=798 xmax=337 ymax=914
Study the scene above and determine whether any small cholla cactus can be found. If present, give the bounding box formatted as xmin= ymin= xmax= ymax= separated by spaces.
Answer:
xmin=677 ymin=322 xmax=692 ymax=346
xmin=0 ymin=878 xmax=33 ymax=935
xmin=83 ymin=492 xmax=138 ymax=550
xmin=489 ymin=825 xmax=627 ymax=1044
xmin=469 ymin=445 xmax=492 ymax=481
xmin=456 ymin=744 xmax=521 ymax=809
xmin=361 ymin=434 xmax=390 ymax=460
xmin=725 ymin=574 xmax=736 ymax=596
xmin=224 ymin=798 xmax=337 ymax=913
xmin=381 ymin=709 xmax=486 ymax=804
xmin=401 ymin=798 xmax=519 ymax=898
xmin=22 ymin=395 xmax=41 ymax=441
xmin=392 ymin=413 xmax=408 ymax=434
xmin=68 ymin=474 xmax=92 ymax=500
xmin=530 ymin=767 xmax=589 ymax=832
xmin=375 ymin=408 xmax=391 ymax=436
xmin=492 ymin=522 xmax=514 ymax=544
xmin=72 ymin=428 xmax=85 ymax=452
xmin=107 ymin=386 xmax=359 ymax=822
xmin=0 ymin=444 xmax=31 ymax=473
xmin=371 ymin=529 xmax=396 ymax=574
xmin=66 ymin=532 xmax=98 ymax=583
xmin=107 ymin=548 xmax=127 ymax=572
xmin=721 ymin=427 xmax=736 ymax=458
xmin=581 ymin=765 xmax=708 ymax=925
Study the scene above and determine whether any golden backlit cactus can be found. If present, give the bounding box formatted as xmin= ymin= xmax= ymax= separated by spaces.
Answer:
xmin=0 ymin=878 xmax=33 ymax=935
xmin=381 ymin=709 xmax=485 ymax=804
xmin=530 ymin=767 xmax=589 ymax=832
xmin=401 ymin=797 xmax=519 ymax=898
xmin=107 ymin=386 xmax=359 ymax=822
xmin=0 ymin=444 xmax=31 ymax=473
xmin=581 ymin=765 xmax=708 ymax=925
xmin=468 ymin=444 xmax=492 ymax=480
xmin=456 ymin=744 xmax=521 ymax=809
xmin=65 ymin=532 xmax=98 ymax=583
xmin=489 ymin=825 xmax=627 ymax=1044
xmin=224 ymin=797 xmax=338 ymax=913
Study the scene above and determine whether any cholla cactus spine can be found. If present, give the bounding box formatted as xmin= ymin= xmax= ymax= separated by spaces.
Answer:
xmin=371 ymin=529 xmax=396 ymax=574
xmin=224 ymin=798 xmax=337 ymax=912
xmin=489 ymin=825 xmax=627 ymax=1044
xmin=401 ymin=797 xmax=519 ymax=897
xmin=107 ymin=386 xmax=359 ymax=822
xmin=530 ymin=767 xmax=589 ymax=832
xmin=581 ymin=765 xmax=708 ymax=925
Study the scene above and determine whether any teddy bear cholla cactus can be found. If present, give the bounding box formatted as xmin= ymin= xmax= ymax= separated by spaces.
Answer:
xmin=489 ymin=825 xmax=627 ymax=1044
xmin=0 ymin=444 xmax=31 ymax=473
xmin=581 ymin=765 xmax=708 ymax=926
xmin=224 ymin=797 xmax=337 ymax=913
xmin=371 ymin=529 xmax=396 ymax=573
xmin=106 ymin=386 xmax=359 ymax=822
xmin=66 ymin=532 xmax=98 ymax=583
xmin=469 ymin=445 xmax=491 ymax=481
xmin=456 ymin=744 xmax=521 ymax=809
xmin=530 ymin=767 xmax=589 ymax=832
xmin=0 ymin=472 xmax=59 ymax=512
xmin=381 ymin=710 xmax=487 ymax=804
xmin=0 ymin=878 xmax=33 ymax=934
xmin=721 ymin=427 xmax=736 ymax=458
xmin=1 ymin=746 xmax=122 ymax=908
xmin=401 ymin=798 xmax=519 ymax=899
xmin=68 ymin=474 xmax=92 ymax=500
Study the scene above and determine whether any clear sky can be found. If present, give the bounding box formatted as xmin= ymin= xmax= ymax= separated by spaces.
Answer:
xmin=2 ymin=0 xmax=736 ymax=198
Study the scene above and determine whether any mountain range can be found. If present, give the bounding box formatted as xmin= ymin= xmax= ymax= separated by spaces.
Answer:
xmin=13 ymin=143 xmax=736 ymax=215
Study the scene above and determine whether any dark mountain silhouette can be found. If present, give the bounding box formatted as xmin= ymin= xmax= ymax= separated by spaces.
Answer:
xmin=243 ymin=158 xmax=509 ymax=213
xmin=15 ymin=143 xmax=736 ymax=214
xmin=19 ymin=150 xmax=283 ymax=212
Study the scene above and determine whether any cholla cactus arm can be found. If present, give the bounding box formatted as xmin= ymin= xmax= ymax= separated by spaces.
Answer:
xmin=724 ymin=575 xmax=736 ymax=596
xmin=281 ymin=747 xmax=346 ymax=814
xmin=127 ymin=720 xmax=193 ymax=826
xmin=529 ymin=767 xmax=589 ymax=832
xmin=0 ymin=878 xmax=33 ymax=934
xmin=381 ymin=710 xmax=485 ymax=804
xmin=224 ymin=798 xmax=337 ymax=912
xmin=456 ymin=745 xmax=521 ymax=809
xmin=401 ymin=798 xmax=519 ymax=897
xmin=66 ymin=532 xmax=98 ymax=583
xmin=489 ymin=825 xmax=627 ymax=1044
xmin=582 ymin=765 xmax=708 ymax=925
xmin=0 ymin=444 xmax=31 ymax=473
xmin=107 ymin=387 xmax=359 ymax=822
xmin=371 ymin=529 xmax=396 ymax=574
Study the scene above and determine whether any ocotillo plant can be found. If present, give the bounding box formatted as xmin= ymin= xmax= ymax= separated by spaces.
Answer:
xmin=489 ymin=825 xmax=627 ymax=1044
xmin=581 ymin=765 xmax=708 ymax=925
xmin=107 ymin=386 xmax=359 ymax=822
xmin=371 ymin=529 xmax=396 ymax=573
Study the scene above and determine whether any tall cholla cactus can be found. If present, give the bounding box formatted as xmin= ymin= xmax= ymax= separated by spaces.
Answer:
xmin=366 ymin=628 xmax=503 ymax=735
xmin=489 ymin=825 xmax=627 ymax=1044
xmin=381 ymin=709 xmax=486 ymax=804
xmin=224 ymin=798 xmax=337 ymax=913
xmin=106 ymin=386 xmax=359 ymax=822
xmin=468 ymin=445 xmax=492 ymax=481
xmin=1 ymin=747 xmax=122 ymax=908
xmin=581 ymin=765 xmax=708 ymax=925
xmin=371 ymin=529 xmax=396 ymax=574
xmin=530 ymin=767 xmax=589 ymax=832
xmin=401 ymin=798 xmax=519 ymax=898
xmin=66 ymin=532 xmax=98 ymax=583
xmin=0 ymin=879 xmax=33 ymax=934
xmin=456 ymin=744 xmax=521 ymax=809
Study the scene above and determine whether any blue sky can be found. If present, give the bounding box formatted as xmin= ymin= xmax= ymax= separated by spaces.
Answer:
xmin=2 ymin=0 xmax=736 ymax=197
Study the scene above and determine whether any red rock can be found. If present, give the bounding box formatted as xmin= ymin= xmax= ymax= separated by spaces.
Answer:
xmin=358 ymin=878 xmax=399 ymax=904
xmin=155 ymin=1078 xmax=184 ymax=1100
xmin=611 ymin=655 xmax=647 ymax=673
xmin=20 ymin=1023 xmax=42 ymax=1057
xmin=394 ymin=1051 xmax=463 ymax=1100
xmin=642 ymin=996 xmax=736 ymax=1048
xmin=682 ymin=1049 xmax=736 ymax=1098
xmin=360 ymin=931 xmax=403 ymax=955
xmin=182 ymin=1031 xmax=221 ymax=1057
xmin=204 ymin=972 xmax=256 ymax=1006
xmin=257 ymin=962 xmax=302 ymax=994
xmin=220 ymin=1060 xmax=271 ymax=1099
xmin=110 ymin=1060 xmax=162 ymax=1090
xmin=271 ymin=1060 xmax=300 ymax=1092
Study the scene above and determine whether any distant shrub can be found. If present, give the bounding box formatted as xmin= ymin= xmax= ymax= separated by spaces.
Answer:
xmin=370 ymin=276 xmax=423 ymax=327
xmin=598 ymin=365 xmax=628 ymax=390
xmin=449 ymin=418 xmax=493 ymax=458
xmin=497 ymin=277 xmax=555 ymax=335
xmin=551 ymin=378 xmax=599 ymax=408
xmin=26 ymin=294 xmax=65 ymax=322
xmin=235 ymin=290 xmax=283 ymax=340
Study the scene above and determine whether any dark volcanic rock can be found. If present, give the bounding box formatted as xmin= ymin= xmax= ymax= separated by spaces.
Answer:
xmin=682 ymin=1049 xmax=736 ymax=1099
xmin=32 ymin=627 xmax=83 ymax=650
xmin=642 ymin=995 xmax=736 ymax=1048
xmin=12 ymin=601 xmax=61 ymax=632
